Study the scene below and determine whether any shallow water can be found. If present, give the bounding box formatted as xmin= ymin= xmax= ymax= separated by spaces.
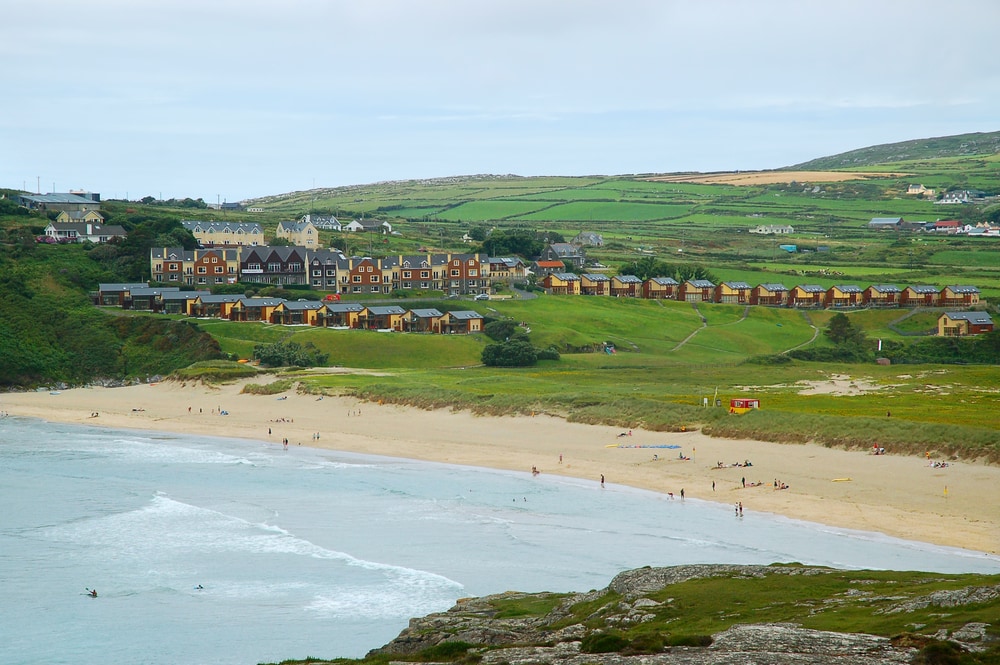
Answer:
xmin=1 ymin=417 xmax=996 ymax=665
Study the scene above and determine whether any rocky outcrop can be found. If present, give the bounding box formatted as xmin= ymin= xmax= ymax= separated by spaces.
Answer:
xmin=369 ymin=565 xmax=996 ymax=665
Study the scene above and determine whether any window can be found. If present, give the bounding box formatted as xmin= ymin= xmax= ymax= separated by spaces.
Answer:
xmin=168 ymin=263 xmax=178 ymax=271
xmin=370 ymin=275 xmax=378 ymax=283
xmin=198 ymin=277 xmax=207 ymax=284
xmin=214 ymin=266 xmax=223 ymax=274
xmin=420 ymin=281 xmax=429 ymax=289
xmin=370 ymin=286 xmax=379 ymax=293
xmin=211 ymin=257 xmax=218 ymax=263
xmin=247 ymin=263 xmax=260 ymax=271
xmin=469 ymin=269 xmax=477 ymax=276
xmin=451 ymin=270 xmax=459 ymax=277
xmin=383 ymin=275 xmax=390 ymax=283
xmin=168 ymin=274 xmax=178 ymax=282
xmin=268 ymin=263 xmax=281 ymax=272
xmin=197 ymin=266 xmax=206 ymax=274
xmin=403 ymin=281 xmax=411 ymax=289
xmin=352 ymin=286 xmax=361 ymax=293
xmin=353 ymin=275 xmax=361 ymax=283
xmin=421 ymin=271 xmax=430 ymax=278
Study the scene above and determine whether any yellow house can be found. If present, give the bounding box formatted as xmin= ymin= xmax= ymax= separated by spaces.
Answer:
xmin=276 ymin=220 xmax=320 ymax=248
xmin=937 ymin=311 xmax=993 ymax=336
xmin=272 ymin=300 xmax=325 ymax=325
xmin=56 ymin=210 xmax=104 ymax=224
xmin=939 ymin=285 xmax=980 ymax=307
xmin=181 ymin=220 xmax=264 ymax=247
xmin=540 ymin=272 xmax=580 ymax=295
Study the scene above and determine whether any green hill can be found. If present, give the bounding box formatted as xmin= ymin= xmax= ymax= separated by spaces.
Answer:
xmin=789 ymin=130 xmax=1000 ymax=170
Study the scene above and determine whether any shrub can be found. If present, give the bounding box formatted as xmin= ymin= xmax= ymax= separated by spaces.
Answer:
xmin=481 ymin=340 xmax=538 ymax=367
xmin=580 ymin=631 xmax=630 ymax=654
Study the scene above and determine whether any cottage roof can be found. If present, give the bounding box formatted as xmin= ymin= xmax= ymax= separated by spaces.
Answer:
xmin=198 ymin=294 xmax=244 ymax=304
xmin=582 ymin=273 xmax=610 ymax=281
xmin=946 ymin=285 xmax=980 ymax=294
xmin=181 ymin=220 xmax=263 ymax=234
xmin=796 ymin=284 xmax=826 ymax=293
xmin=57 ymin=210 xmax=104 ymax=221
xmin=409 ymin=308 xmax=444 ymax=318
xmin=869 ymin=217 xmax=903 ymax=225
xmin=868 ymin=284 xmax=901 ymax=293
xmin=447 ymin=310 xmax=483 ymax=320
xmin=722 ymin=281 xmax=752 ymax=290
xmin=367 ymin=305 xmax=406 ymax=316
xmin=238 ymin=298 xmax=286 ymax=307
xmin=648 ymin=276 xmax=679 ymax=286
xmin=23 ymin=193 xmax=97 ymax=205
xmin=277 ymin=220 xmax=313 ymax=233
xmin=325 ymin=303 xmax=365 ymax=313
xmin=687 ymin=279 xmax=715 ymax=288
xmin=832 ymin=284 xmax=863 ymax=293
xmin=489 ymin=257 xmax=525 ymax=267
xmin=907 ymin=285 xmax=939 ymax=294
xmin=130 ymin=287 xmax=181 ymax=297
xmin=552 ymin=272 xmax=580 ymax=281
xmin=161 ymin=291 xmax=206 ymax=301
xmin=283 ymin=300 xmax=324 ymax=311
xmin=99 ymin=282 xmax=149 ymax=293
xmin=614 ymin=274 xmax=643 ymax=283
xmin=757 ymin=283 xmax=788 ymax=292
xmin=534 ymin=260 xmax=565 ymax=268
xmin=944 ymin=311 xmax=993 ymax=325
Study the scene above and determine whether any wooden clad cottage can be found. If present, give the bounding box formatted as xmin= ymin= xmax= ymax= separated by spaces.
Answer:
xmin=642 ymin=276 xmax=678 ymax=299
xmin=789 ymin=284 xmax=825 ymax=308
xmin=863 ymin=284 xmax=901 ymax=307
xmin=825 ymin=285 xmax=863 ymax=308
xmin=610 ymin=274 xmax=643 ymax=298
xmin=940 ymin=285 xmax=980 ymax=307
xmin=195 ymin=294 xmax=244 ymax=318
xmin=230 ymin=297 xmax=285 ymax=322
xmin=679 ymin=279 xmax=715 ymax=303
xmin=322 ymin=302 xmax=366 ymax=328
xmin=900 ymin=285 xmax=940 ymax=307
xmin=580 ymin=273 xmax=611 ymax=296
xmin=937 ymin=311 xmax=994 ymax=336
xmin=363 ymin=305 xmax=407 ymax=331
xmin=541 ymin=272 xmax=581 ymax=295
xmin=440 ymin=310 xmax=484 ymax=334
xmin=161 ymin=291 xmax=206 ymax=316
xmin=271 ymin=300 xmax=325 ymax=325
xmin=128 ymin=287 xmax=180 ymax=312
xmin=95 ymin=282 xmax=151 ymax=307
xmin=715 ymin=281 xmax=752 ymax=304
xmin=405 ymin=308 xmax=444 ymax=333
xmin=750 ymin=283 xmax=788 ymax=306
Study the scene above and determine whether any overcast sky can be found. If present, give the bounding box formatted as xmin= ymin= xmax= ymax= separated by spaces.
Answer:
xmin=5 ymin=0 xmax=998 ymax=203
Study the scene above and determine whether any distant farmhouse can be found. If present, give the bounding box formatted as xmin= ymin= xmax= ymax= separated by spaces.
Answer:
xmin=572 ymin=231 xmax=604 ymax=247
xmin=749 ymin=224 xmax=794 ymax=234
xmin=300 ymin=214 xmax=341 ymax=231
xmin=342 ymin=219 xmax=393 ymax=234
xmin=19 ymin=192 xmax=101 ymax=214
xmin=906 ymin=184 xmax=935 ymax=197
xmin=539 ymin=242 xmax=585 ymax=268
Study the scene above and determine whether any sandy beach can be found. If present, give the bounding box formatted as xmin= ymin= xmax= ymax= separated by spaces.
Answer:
xmin=3 ymin=377 xmax=997 ymax=556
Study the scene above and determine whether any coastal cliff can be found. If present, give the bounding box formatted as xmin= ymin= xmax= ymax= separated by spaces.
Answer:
xmin=354 ymin=565 xmax=1000 ymax=665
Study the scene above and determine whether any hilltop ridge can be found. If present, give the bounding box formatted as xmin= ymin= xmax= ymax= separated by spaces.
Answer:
xmin=789 ymin=130 xmax=1000 ymax=170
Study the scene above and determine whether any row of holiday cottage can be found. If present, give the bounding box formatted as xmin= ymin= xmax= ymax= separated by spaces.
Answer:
xmin=95 ymin=284 xmax=483 ymax=333
xmin=540 ymin=274 xmax=982 ymax=309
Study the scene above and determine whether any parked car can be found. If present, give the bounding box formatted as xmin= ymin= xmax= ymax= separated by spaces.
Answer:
xmin=474 ymin=293 xmax=490 ymax=301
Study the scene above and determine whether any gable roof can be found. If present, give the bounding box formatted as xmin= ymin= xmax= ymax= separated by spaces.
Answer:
xmin=581 ymin=273 xmax=610 ymax=282
xmin=366 ymin=305 xmax=406 ymax=316
xmin=447 ymin=310 xmax=483 ymax=320
xmin=943 ymin=311 xmax=993 ymax=325
xmin=868 ymin=284 xmax=901 ymax=293
xmin=647 ymin=276 xmax=679 ymax=286
xmin=906 ymin=285 xmax=939 ymax=294
xmin=409 ymin=308 xmax=444 ymax=318
xmin=722 ymin=281 xmax=752 ymax=290
xmin=613 ymin=274 xmax=643 ymax=283
xmin=99 ymin=282 xmax=150 ymax=293
xmin=945 ymin=285 xmax=980 ymax=294
xmin=757 ymin=283 xmax=788 ymax=292
xmin=795 ymin=284 xmax=826 ymax=293
xmin=831 ymin=284 xmax=863 ymax=293
xmin=686 ymin=279 xmax=715 ymax=288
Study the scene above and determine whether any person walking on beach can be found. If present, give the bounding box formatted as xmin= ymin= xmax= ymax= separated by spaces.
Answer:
xmin=741 ymin=476 xmax=746 ymax=488
xmin=680 ymin=488 xmax=684 ymax=499
xmin=712 ymin=481 xmax=716 ymax=492
xmin=600 ymin=474 xmax=605 ymax=488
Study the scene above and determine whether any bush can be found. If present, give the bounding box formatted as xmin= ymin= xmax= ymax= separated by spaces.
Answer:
xmin=481 ymin=340 xmax=538 ymax=367
xmin=580 ymin=631 xmax=630 ymax=654
xmin=254 ymin=340 xmax=328 ymax=368
xmin=536 ymin=346 xmax=561 ymax=361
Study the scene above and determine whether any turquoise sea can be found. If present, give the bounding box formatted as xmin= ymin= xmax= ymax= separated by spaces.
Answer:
xmin=2 ymin=417 xmax=997 ymax=665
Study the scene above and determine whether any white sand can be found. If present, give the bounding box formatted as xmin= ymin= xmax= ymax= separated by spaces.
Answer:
xmin=4 ymin=379 xmax=997 ymax=555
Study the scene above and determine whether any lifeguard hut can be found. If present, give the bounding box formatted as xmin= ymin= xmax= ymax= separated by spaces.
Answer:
xmin=729 ymin=398 xmax=760 ymax=414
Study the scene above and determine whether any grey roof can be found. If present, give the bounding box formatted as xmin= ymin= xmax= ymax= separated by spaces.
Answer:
xmin=582 ymin=273 xmax=610 ymax=282
xmin=946 ymin=285 xmax=980 ymax=294
xmin=722 ymin=281 xmax=752 ymax=290
xmin=181 ymin=220 xmax=263 ymax=234
xmin=868 ymin=284 xmax=900 ymax=293
xmin=99 ymin=282 xmax=149 ymax=292
xmin=552 ymin=272 xmax=579 ymax=281
xmin=57 ymin=210 xmax=104 ymax=221
xmin=130 ymin=287 xmax=181 ymax=297
xmin=277 ymin=220 xmax=314 ymax=233
xmin=447 ymin=310 xmax=483 ymax=320
xmin=795 ymin=284 xmax=826 ymax=293
xmin=869 ymin=217 xmax=902 ymax=225
xmin=686 ymin=279 xmax=715 ymax=288
xmin=832 ymin=284 xmax=863 ymax=293
xmin=23 ymin=193 xmax=97 ymax=204
xmin=48 ymin=222 xmax=125 ymax=236
xmin=648 ymin=276 xmax=678 ymax=286
xmin=282 ymin=300 xmax=324 ymax=311
xmin=613 ymin=274 xmax=643 ymax=284
xmin=161 ymin=291 xmax=207 ymax=301
xmin=757 ymin=283 xmax=788 ymax=292
xmin=489 ymin=257 xmax=525 ymax=267
xmin=907 ymin=285 xmax=939 ymax=294
xmin=943 ymin=311 xmax=993 ymax=324
xmin=325 ymin=303 xmax=366 ymax=313
xmin=238 ymin=298 xmax=286 ymax=307
xmin=366 ymin=306 xmax=407 ymax=316
xmin=198 ymin=294 xmax=244 ymax=304
xmin=409 ymin=308 xmax=444 ymax=318
xmin=242 ymin=246 xmax=307 ymax=262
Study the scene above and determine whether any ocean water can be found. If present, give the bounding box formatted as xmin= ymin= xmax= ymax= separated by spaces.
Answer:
xmin=1 ymin=418 xmax=997 ymax=665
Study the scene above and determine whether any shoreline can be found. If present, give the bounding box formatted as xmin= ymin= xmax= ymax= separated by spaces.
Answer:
xmin=3 ymin=379 xmax=998 ymax=557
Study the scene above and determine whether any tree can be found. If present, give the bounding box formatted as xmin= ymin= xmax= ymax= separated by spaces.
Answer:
xmin=824 ymin=313 xmax=866 ymax=346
